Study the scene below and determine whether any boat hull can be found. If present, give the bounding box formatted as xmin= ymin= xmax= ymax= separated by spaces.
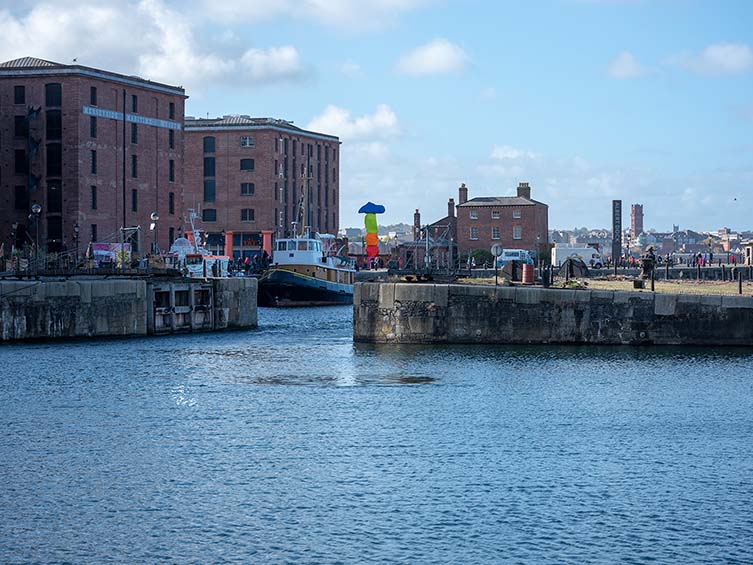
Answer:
xmin=258 ymin=268 xmax=353 ymax=307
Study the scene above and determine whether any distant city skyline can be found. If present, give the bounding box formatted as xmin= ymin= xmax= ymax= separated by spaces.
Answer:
xmin=1 ymin=0 xmax=751 ymax=231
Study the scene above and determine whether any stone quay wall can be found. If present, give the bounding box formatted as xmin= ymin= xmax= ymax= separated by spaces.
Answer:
xmin=353 ymin=282 xmax=753 ymax=346
xmin=1 ymin=277 xmax=257 ymax=342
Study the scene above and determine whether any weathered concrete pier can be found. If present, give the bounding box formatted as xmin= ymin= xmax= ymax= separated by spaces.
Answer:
xmin=0 ymin=277 xmax=257 ymax=342
xmin=354 ymin=282 xmax=753 ymax=346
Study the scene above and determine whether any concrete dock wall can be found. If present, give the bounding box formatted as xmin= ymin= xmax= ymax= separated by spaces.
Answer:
xmin=353 ymin=282 xmax=753 ymax=346
xmin=1 ymin=277 xmax=257 ymax=342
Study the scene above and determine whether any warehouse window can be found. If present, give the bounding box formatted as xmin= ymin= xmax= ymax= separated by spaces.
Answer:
xmin=90 ymin=86 xmax=97 ymax=106
xmin=240 ymin=158 xmax=254 ymax=171
xmin=513 ymin=226 xmax=522 ymax=240
xmin=203 ymin=136 xmax=215 ymax=153
xmin=470 ymin=227 xmax=479 ymax=240
xmin=492 ymin=227 xmax=500 ymax=240
xmin=241 ymin=209 xmax=255 ymax=222
xmin=202 ymin=209 xmax=217 ymax=222
xmin=45 ymin=83 xmax=61 ymax=107
xmin=14 ymin=85 xmax=25 ymax=105
xmin=513 ymin=209 xmax=522 ymax=219
xmin=470 ymin=210 xmax=478 ymax=220
xmin=241 ymin=182 xmax=255 ymax=196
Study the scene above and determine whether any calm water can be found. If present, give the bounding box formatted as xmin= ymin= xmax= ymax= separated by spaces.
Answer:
xmin=1 ymin=306 xmax=752 ymax=564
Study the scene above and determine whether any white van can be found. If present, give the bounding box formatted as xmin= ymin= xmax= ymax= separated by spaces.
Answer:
xmin=494 ymin=249 xmax=534 ymax=267
xmin=551 ymin=246 xmax=603 ymax=268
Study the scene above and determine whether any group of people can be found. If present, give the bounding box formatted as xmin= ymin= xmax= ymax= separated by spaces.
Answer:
xmin=230 ymin=250 xmax=270 ymax=275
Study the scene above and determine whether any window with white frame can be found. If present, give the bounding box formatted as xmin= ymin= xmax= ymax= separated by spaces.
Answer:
xmin=513 ymin=209 xmax=522 ymax=219
xmin=470 ymin=227 xmax=479 ymax=240
xmin=240 ymin=136 xmax=254 ymax=148
xmin=492 ymin=227 xmax=500 ymax=240
xmin=513 ymin=226 xmax=522 ymax=240
xmin=491 ymin=210 xmax=500 ymax=219
xmin=469 ymin=210 xmax=478 ymax=220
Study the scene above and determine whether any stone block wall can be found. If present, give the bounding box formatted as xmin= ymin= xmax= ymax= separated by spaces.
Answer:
xmin=0 ymin=279 xmax=148 ymax=340
xmin=354 ymin=282 xmax=753 ymax=346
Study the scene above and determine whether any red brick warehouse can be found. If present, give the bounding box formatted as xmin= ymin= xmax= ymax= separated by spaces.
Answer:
xmin=0 ymin=57 xmax=186 ymax=254
xmin=184 ymin=116 xmax=340 ymax=260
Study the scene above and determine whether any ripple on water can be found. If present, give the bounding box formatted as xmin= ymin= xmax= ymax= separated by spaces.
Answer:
xmin=1 ymin=305 xmax=753 ymax=563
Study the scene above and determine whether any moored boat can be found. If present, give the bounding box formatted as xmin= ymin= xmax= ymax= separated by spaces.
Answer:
xmin=258 ymin=233 xmax=355 ymax=307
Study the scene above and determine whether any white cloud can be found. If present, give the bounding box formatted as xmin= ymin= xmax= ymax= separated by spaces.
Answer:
xmin=307 ymin=104 xmax=400 ymax=141
xmin=239 ymin=46 xmax=305 ymax=83
xmin=671 ymin=42 xmax=753 ymax=75
xmin=607 ymin=51 xmax=648 ymax=79
xmin=491 ymin=145 xmax=537 ymax=160
xmin=0 ymin=1 xmax=308 ymax=91
xmin=396 ymin=38 xmax=470 ymax=76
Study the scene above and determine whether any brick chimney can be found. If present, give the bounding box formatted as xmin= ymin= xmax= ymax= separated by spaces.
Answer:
xmin=413 ymin=208 xmax=421 ymax=240
xmin=517 ymin=181 xmax=531 ymax=199
xmin=458 ymin=183 xmax=468 ymax=205
xmin=448 ymin=198 xmax=455 ymax=218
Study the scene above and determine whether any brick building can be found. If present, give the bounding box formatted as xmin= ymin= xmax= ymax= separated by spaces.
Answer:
xmin=184 ymin=116 xmax=340 ymax=260
xmin=0 ymin=57 xmax=186 ymax=255
xmin=456 ymin=182 xmax=548 ymax=256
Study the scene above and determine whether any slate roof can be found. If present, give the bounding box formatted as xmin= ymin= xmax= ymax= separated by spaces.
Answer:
xmin=458 ymin=196 xmax=546 ymax=207
xmin=185 ymin=115 xmax=339 ymax=140
xmin=0 ymin=57 xmax=58 ymax=68
xmin=0 ymin=56 xmax=185 ymax=95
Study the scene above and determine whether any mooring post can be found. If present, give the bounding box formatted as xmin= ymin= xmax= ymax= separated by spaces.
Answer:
xmin=665 ymin=261 xmax=670 ymax=280
xmin=739 ymin=271 xmax=743 ymax=295
xmin=651 ymin=270 xmax=655 ymax=292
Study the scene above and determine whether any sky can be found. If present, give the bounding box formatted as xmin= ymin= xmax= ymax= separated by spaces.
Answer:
xmin=1 ymin=0 xmax=752 ymax=231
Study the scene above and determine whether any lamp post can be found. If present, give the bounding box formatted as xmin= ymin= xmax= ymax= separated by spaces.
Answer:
xmin=30 ymin=203 xmax=42 ymax=273
xmin=150 ymin=212 xmax=159 ymax=254
xmin=73 ymin=222 xmax=80 ymax=267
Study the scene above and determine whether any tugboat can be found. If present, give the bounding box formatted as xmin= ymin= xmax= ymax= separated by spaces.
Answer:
xmin=258 ymin=228 xmax=355 ymax=306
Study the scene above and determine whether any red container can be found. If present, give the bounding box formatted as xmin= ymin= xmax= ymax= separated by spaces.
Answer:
xmin=522 ymin=263 xmax=534 ymax=284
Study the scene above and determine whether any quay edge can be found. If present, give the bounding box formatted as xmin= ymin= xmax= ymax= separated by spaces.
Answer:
xmin=0 ymin=277 xmax=257 ymax=342
xmin=353 ymin=282 xmax=753 ymax=346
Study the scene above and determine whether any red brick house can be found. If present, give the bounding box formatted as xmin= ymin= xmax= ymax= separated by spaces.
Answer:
xmin=456 ymin=182 xmax=548 ymax=257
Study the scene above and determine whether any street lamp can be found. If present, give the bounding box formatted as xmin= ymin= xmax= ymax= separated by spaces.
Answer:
xmin=150 ymin=212 xmax=159 ymax=254
xmin=30 ymin=203 xmax=42 ymax=273
xmin=73 ymin=222 xmax=80 ymax=267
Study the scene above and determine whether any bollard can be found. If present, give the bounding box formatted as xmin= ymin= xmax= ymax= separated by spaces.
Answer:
xmin=651 ymin=271 xmax=655 ymax=292
xmin=739 ymin=271 xmax=743 ymax=295
xmin=665 ymin=261 xmax=670 ymax=280
xmin=697 ymin=264 xmax=701 ymax=280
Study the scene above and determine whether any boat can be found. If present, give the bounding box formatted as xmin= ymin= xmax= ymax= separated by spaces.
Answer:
xmin=166 ymin=209 xmax=230 ymax=278
xmin=258 ymin=232 xmax=355 ymax=306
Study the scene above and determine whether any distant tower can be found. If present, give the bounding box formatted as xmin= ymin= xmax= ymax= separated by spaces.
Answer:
xmin=631 ymin=204 xmax=644 ymax=240
xmin=413 ymin=209 xmax=421 ymax=240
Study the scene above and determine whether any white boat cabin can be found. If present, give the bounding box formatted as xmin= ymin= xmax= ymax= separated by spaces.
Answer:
xmin=274 ymin=238 xmax=325 ymax=266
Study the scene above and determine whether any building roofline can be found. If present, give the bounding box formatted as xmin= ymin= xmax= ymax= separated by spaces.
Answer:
xmin=457 ymin=197 xmax=547 ymax=207
xmin=0 ymin=58 xmax=186 ymax=96
xmin=184 ymin=121 xmax=340 ymax=142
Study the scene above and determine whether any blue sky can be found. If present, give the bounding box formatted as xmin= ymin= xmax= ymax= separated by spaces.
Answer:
xmin=2 ymin=0 xmax=752 ymax=231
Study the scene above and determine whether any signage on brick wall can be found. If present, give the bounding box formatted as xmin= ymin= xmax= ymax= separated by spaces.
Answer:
xmin=82 ymin=105 xmax=182 ymax=130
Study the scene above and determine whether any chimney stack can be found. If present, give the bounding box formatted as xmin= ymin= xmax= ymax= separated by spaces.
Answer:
xmin=517 ymin=181 xmax=531 ymax=199
xmin=458 ymin=183 xmax=468 ymax=205
xmin=448 ymin=198 xmax=455 ymax=218
xmin=413 ymin=208 xmax=421 ymax=240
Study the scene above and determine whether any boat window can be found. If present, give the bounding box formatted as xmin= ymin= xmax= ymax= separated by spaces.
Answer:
xmin=308 ymin=241 xmax=316 ymax=251
xmin=298 ymin=241 xmax=307 ymax=251
xmin=277 ymin=241 xmax=288 ymax=251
